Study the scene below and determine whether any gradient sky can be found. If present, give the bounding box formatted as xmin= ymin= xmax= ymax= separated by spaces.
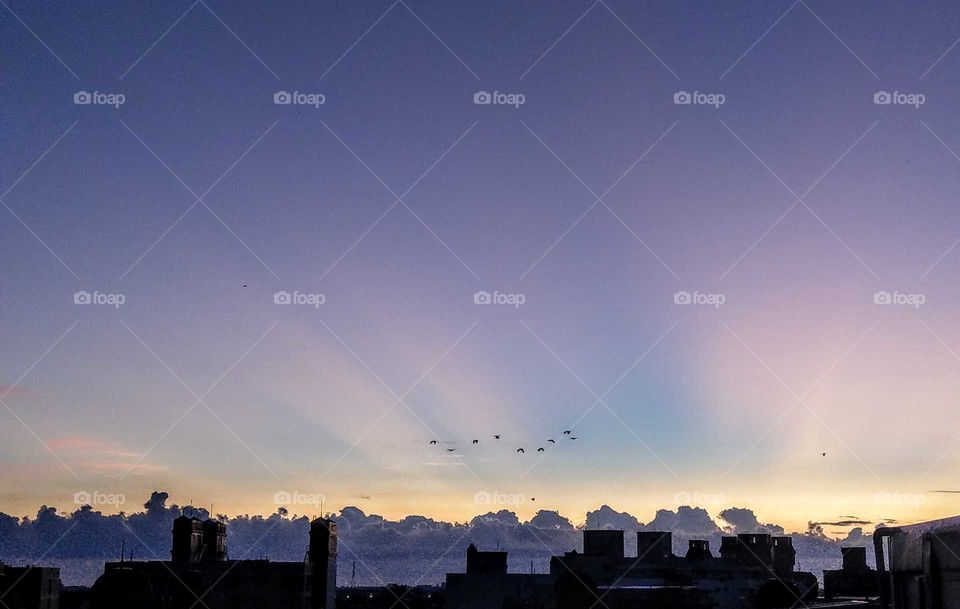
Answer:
xmin=4 ymin=0 xmax=960 ymax=534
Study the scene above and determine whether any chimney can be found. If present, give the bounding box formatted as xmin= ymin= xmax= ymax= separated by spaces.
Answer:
xmin=307 ymin=518 xmax=338 ymax=609
xmin=841 ymin=546 xmax=868 ymax=572
xmin=636 ymin=532 xmax=672 ymax=562
xmin=583 ymin=530 xmax=624 ymax=559
xmin=201 ymin=519 xmax=227 ymax=562
xmin=685 ymin=540 xmax=712 ymax=561
xmin=171 ymin=516 xmax=203 ymax=564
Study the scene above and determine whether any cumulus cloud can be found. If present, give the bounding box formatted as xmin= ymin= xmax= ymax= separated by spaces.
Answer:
xmin=0 ymin=492 xmax=870 ymax=587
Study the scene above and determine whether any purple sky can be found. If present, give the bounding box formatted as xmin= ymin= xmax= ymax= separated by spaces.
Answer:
xmin=3 ymin=0 xmax=960 ymax=533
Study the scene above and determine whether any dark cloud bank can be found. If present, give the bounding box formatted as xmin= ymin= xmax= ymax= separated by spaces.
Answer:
xmin=0 ymin=493 xmax=881 ymax=586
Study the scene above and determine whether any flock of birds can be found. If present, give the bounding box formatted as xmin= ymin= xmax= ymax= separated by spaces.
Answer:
xmin=429 ymin=430 xmax=579 ymax=454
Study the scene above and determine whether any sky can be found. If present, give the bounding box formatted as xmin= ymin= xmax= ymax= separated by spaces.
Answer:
xmin=3 ymin=0 xmax=960 ymax=535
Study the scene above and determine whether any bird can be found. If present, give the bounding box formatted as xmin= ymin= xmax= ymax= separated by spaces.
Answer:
xmin=547 ymin=439 xmax=556 ymax=444
xmin=447 ymin=448 xmax=456 ymax=452
xmin=516 ymin=448 xmax=525 ymax=453
xmin=570 ymin=436 xmax=578 ymax=440
xmin=472 ymin=440 xmax=479 ymax=444
xmin=821 ymin=452 xmax=827 ymax=457
xmin=563 ymin=430 xmax=571 ymax=435
xmin=531 ymin=498 xmax=536 ymax=502
xmin=429 ymin=440 xmax=437 ymax=445
xmin=494 ymin=435 xmax=501 ymax=440
xmin=537 ymin=448 xmax=545 ymax=452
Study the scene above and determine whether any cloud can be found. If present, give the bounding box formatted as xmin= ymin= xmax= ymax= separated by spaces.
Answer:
xmin=0 ymin=492 xmax=874 ymax=587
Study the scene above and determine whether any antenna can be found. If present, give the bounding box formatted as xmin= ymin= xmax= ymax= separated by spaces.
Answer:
xmin=120 ymin=538 xmax=125 ymax=562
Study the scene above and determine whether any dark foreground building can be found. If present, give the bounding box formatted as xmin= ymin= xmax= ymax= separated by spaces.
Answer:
xmin=89 ymin=515 xmax=336 ymax=609
xmin=824 ymin=546 xmax=877 ymax=600
xmin=875 ymin=515 xmax=960 ymax=609
xmin=446 ymin=530 xmax=819 ymax=609
xmin=0 ymin=562 xmax=61 ymax=609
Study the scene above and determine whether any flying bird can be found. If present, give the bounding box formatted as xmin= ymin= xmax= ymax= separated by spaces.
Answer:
xmin=429 ymin=440 xmax=437 ymax=445
xmin=537 ymin=448 xmax=545 ymax=452
xmin=494 ymin=435 xmax=501 ymax=440
xmin=822 ymin=452 xmax=827 ymax=457
xmin=547 ymin=439 xmax=556 ymax=444
xmin=570 ymin=437 xmax=578 ymax=440
xmin=472 ymin=440 xmax=479 ymax=444
xmin=447 ymin=448 xmax=456 ymax=452
xmin=516 ymin=448 xmax=525 ymax=453
xmin=563 ymin=430 xmax=571 ymax=435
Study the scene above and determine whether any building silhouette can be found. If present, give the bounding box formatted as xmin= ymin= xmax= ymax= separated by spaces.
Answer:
xmin=824 ymin=546 xmax=877 ymax=600
xmin=875 ymin=515 xmax=960 ymax=609
xmin=0 ymin=562 xmax=61 ymax=609
xmin=446 ymin=530 xmax=819 ymax=609
xmin=89 ymin=516 xmax=336 ymax=609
